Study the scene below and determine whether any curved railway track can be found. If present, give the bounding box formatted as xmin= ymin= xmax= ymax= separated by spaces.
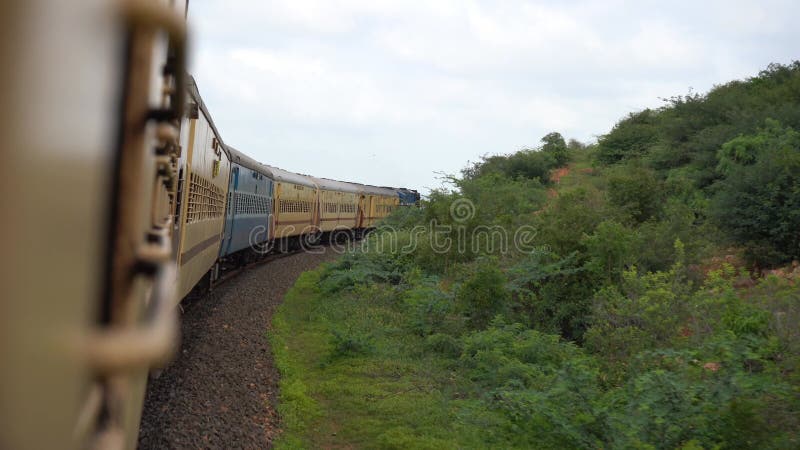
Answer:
xmin=138 ymin=248 xmax=338 ymax=449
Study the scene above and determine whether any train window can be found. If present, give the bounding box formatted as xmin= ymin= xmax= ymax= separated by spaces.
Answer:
xmin=277 ymin=199 xmax=312 ymax=214
xmin=235 ymin=192 xmax=269 ymax=215
xmin=187 ymin=173 xmax=225 ymax=223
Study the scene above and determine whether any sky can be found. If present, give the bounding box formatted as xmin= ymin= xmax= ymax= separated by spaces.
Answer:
xmin=187 ymin=0 xmax=799 ymax=193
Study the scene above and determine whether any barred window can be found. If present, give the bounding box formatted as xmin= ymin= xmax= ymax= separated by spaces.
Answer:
xmin=235 ymin=192 xmax=270 ymax=215
xmin=377 ymin=204 xmax=396 ymax=214
xmin=187 ymin=172 xmax=225 ymax=223
xmin=279 ymin=199 xmax=311 ymax=213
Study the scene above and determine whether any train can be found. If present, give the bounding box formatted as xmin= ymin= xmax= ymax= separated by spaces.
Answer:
xmin=0 ymin=1 xmax=418 ymax=449
xmin=176 ymin=76 xmax=420 ymax=302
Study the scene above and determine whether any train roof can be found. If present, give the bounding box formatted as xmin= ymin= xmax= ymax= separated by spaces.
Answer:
xmin=264 ymin=165 xmax=318 ymax=188
xmin=187 ymin=76 xmax=229 ymax=159
xmin=360 ymin=185 xmax=398 ymax=197
xmin=224 ymin=145 xmax=273 ymax=177
xmin=311 ymin=177 xmax=362 ymax=194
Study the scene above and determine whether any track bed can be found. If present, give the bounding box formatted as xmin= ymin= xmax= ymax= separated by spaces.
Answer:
xmin=138 ymin=250 xmax=336 ymax=449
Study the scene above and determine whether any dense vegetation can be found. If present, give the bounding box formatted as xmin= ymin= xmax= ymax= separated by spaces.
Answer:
xmin=271 ymin=62 xmax=800 ymax=449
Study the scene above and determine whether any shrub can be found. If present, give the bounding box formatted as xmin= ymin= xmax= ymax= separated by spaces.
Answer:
xmin=508 ymin=251 xmax=595 ymax=340
xmin=423 ymin=333 xmax=462 ymax=358
xmin=460 ymin=321 xmax=604 ymax=447
xmin=329 ymin=326 xmax=374 ymax=359
xmin=584 ymin=245 xmax=692 ymax=384
xmin=596 ymin=109 xmax=661 ymax=165
xmin=461 ymin=131 xmax=569 ymax=183
xmin=606 ymin=164 xmax=664 ymax=224
xmin=541 ymin=131 xmax=570 ymax=166
xmin=456 ymin=259 xmax=511 ymax=330
xmin=582 ymin=220 xmax=640 ymax=283
xmin=710 ymin=120 xmax=800 ymax=265
xmin=534 ymin=187 xmax=606 ymax=256
xmin=604 ymin=335 xmax=793 ymax=449
xmin=402 ymin=278 xmax=454 ymax=336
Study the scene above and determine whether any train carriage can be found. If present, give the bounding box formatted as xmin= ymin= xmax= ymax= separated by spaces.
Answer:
xmin=359 ymin=185 xmax=401 ymax=228
xmin=173 ymin=77 xmax=231 ymax=301
xmin=312 ymin=177 xmax=362 ymax=233
xmin=267 ymin=166 xmax=319 ymax=241
xmin=220 ymin=147 xmax=274 ymax=258
xmin=1 ymin=0 xmax=189 ymax=448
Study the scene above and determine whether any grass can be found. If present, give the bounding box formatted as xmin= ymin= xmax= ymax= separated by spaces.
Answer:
xmin=269 ymin=269 xmax=508 ymax=449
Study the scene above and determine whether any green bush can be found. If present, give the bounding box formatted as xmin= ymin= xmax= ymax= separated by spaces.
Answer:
xmin=534 ymin=187 xmax=606 ymax=256
xmin=508 ymin=251 xmax=595 ymax=340
xmin=605 ymin=335 xmax=793 ymax=449
xmin=582 ymin=220 xmax=640 ymax=283
xmin=606 ymin=164 xmax=664 ymax=224
xmin=462 ymin=131 xmax=570 ymax=183
xmin=540 ymin=131 xmax=570 ymax=166
xmin=329 ymin=326 xmax=375 ymax=359
xmin=710 ymin=119 xmax=800 ymax=265
xmin=462 ymin=149 xmax=555 ymax=183
xmin=456 ymin=259 xmax=511 ymax=330
xmin=460 ymin=321 xmax=604 ymax=448
xmin=596 ymin=109 xmax=660 ymax=165
xmin=423 ymin=333 xmax=462 ymax=358
xmin=402 ymin=278 xmax=454 ymax=336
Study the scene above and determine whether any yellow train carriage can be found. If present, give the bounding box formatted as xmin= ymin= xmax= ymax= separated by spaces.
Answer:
xmin=312 ymin=178 xmax=362 ymax=232
xmin=359 ymin=185 xmax=400 ymax=228
xmin=267 ymin=166 xmax=319 ymax=239
xmin=174 ymin=78 xmax=231 ymax=301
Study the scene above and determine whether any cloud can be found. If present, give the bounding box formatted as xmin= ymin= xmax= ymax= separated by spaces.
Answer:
xmin=188 ymin=0 xmax=800 ymax=192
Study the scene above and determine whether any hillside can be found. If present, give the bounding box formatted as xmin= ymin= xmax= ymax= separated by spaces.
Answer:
xmin=270 ymin=62 xmax=800 ymax=449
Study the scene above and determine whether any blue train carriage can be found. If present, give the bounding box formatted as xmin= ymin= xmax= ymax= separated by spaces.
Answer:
xmin=220 ymin=146 xmax=274 ymax=263
xmin=173 ymin=77 xmax=231 ymax=301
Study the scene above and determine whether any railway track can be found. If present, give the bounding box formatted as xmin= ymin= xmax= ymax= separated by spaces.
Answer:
xmin=138 ymin=247 xmax=338 ymax=449
xmin=179 ymin=248 xmax=300 ymax=314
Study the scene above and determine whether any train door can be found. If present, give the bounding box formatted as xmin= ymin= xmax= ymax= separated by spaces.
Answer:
xmin=311 ymin=186 xmax=321 ymax=233
xmin=265 ymin=178 xmax=274 ymax=242
xmin=356 ymin=194 xmax=365 ymax=229
xmin=221 ymin=166 xmax=238 ymax=256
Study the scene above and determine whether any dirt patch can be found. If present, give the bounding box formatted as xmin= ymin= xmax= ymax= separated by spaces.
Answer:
xmin=550 ymin=166 xmax=571 ymax=184
xmin=138 ymin=250 xmax=337 ymax=449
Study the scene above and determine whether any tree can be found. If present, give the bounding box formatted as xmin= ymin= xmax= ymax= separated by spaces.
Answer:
xmin=710 ymin=120 xmax=800 ymax=265
xmin=541 ymin=132 xmax=569 ymax=166
xmin=606 ymin=165 xmax=664 ymax=224
xmin=457 ymin=259 xmax=510 ymax=330
xmin=595 ymin=110 xmax=660 ymax=165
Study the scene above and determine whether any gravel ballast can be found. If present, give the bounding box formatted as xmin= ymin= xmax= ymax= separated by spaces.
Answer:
xmin=138 ymin=250 xmax=336 ymax=449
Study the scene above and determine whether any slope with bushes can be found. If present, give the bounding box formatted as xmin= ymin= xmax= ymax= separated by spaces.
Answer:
xmin=270 ymin=62 xmax=800 ymax=449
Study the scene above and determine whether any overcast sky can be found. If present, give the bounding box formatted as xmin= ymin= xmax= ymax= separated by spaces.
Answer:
xmin=187 ymin=0 xmax=799 ymax=193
